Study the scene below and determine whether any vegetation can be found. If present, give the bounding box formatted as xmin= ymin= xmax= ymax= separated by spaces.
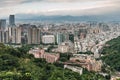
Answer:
xmin=59 ymin=53 xmax=72 ymax=62
xmin=102 ymin=36 xmax=120 ymax=55
xmin=45 ymin=45 xmax=56 ymax=52
xmin=101 ymin=36 xmax=120 ymax=71
xmin=78 ymin=51 xmax=93 ymax=55
xmin=0 ymin=43 xmax=106 ymax=80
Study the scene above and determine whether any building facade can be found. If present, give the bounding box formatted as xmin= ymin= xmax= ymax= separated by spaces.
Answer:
xmin=42 ymin=35 xmax=55 ymax=44
xmin=9 ymin=15 xmax=15 ymax=26
xmin=0 ymin=19 xmax=6 ymax=30
xmin=27 ymin=27 xmax=41 ymax=44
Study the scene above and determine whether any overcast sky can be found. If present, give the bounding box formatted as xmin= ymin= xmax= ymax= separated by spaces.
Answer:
xmin=0 ymin=0 xmax=120 ymax=18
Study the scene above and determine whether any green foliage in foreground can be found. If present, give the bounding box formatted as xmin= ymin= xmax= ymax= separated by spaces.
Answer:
xmin=101 ymin=36 xmax=120 ymax=71
xmin=0 ymin=43 xmax=106 ymax=80
xmin=102 ymin=36 xmax=120 ymax=55
xmin=78 ymin=51 xmax=93 ymax=55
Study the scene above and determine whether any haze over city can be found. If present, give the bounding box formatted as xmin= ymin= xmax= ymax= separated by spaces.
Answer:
xmin=0 ymin=0 xmax=120 ymax=21
xmin=0 ymin=0 xmax=120 ymax=80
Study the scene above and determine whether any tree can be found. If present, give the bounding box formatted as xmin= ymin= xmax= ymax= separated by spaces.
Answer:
xmin=0 ymin=54 xmax=19 ymax=71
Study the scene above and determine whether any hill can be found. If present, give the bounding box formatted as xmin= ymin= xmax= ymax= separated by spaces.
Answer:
xmin=101 ymin=36 xmax=120 ymax=71
xmin=0 ymin=43 xmax=106 ymax=80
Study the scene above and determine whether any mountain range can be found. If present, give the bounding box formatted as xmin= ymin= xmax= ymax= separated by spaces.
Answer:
xmin=15 ymin=13 xmax=120 ymax=22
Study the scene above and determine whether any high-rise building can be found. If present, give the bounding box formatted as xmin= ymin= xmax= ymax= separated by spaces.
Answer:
xmin=8 ymin=27 xmax=21 ymax=44
xmin=9 ymin=15 xmax=15 ymax=26
xmin=64 ymin=32 xmax=69 ymax=41
xmin=27 ymin=26 xmax=41 ymax=44
xmin=56 ymin=33 xmax=64 ymax=45
xmin=79 ymin=29 xmax=87 ymax=39
xmin=0 ymin=30 xmax=9 ymax=43
xmin=16 ymin=27 xmax=22 ymax=44
xmin=69 ymin=33 xmax=74 ymax=43
xmin=0 ymin=19 xmax=6 ymax=30
xmin=4 ymin=31 xmax=9 ymax=43
xmin=11 ymin=27 xmax=16 ymax=43
xmin=0 ymin=30 xmax=4 ymax=43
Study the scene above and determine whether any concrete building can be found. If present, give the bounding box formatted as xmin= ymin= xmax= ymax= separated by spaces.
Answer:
xmin=42 ymin=35 xmax=55 ymax=44
xmin=9 ymin=15 xmax=15 ymax=27
xmin=0 ymin=19 xmax=6 ymax=30
xmin=56 ymin=33 xmax=64 ymax=45
xmin=64 ymin=65 xmax=83 ymax=75
xmin=16 ymin=27 xmax=22 ymax=44
xmin=29 ymin=48 xmax=45 ymax=58
xmin=8 ymin=27 xmax=22 ymax=44
xmin=94 ymin=48 xmax=101 ymax=58
xmin=11 ymin=27 xmax=17 ymax=43
xmin=70 ymin=54 xmax=102 ymax=72
xmin=43 ymin=53 xmax=59 ymax=63
xmin=79 ymin=28 xmax=87 ymax=39
xmin=0 ymin=30 xmax=4 ymax=43
xmin=64 ymin=32 xmax=69 ymax=41
xmin=27 ymin=27 xmax=41 ymax=44
xmin=58 ymin=41 xmax=74 ymax=53
xmin=58 ymin=44 xmax=69 ymax=53
xmin=0 ymin=30 xmax=8 ymax=43
xmin=4 ymin=31 xmax=9 ymax=43
xmin=69 ymin=33 xmax=74 ymax=43
xmin=29 ymin=48 xmax=59 ymax=63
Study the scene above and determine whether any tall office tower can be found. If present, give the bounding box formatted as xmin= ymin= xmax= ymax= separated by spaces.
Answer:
xmin=27 ymin=26 xmax=41 ymax=44
xmin=9 ymin=15 xmax=15 ymax=26
xmin=0 ymin=19 xmax=6 ymax=30
xmin=56 ymin=33 xmax=64 ymax=45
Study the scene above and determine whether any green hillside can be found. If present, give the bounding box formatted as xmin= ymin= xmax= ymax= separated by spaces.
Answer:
xmin=101 ymin=36 xmax=120 ymax=71
xmin=0 ymin=43 xmax=106 ymax=80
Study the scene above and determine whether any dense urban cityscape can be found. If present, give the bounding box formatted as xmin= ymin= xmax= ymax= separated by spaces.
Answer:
xmin=0 ymin=14 xmax=120 ymax=80
xmin=0 ymin=0 xmax=120 ymax=80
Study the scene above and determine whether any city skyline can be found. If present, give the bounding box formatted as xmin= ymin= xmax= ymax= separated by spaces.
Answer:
xmin=0 ymin=0 xmax=120 ymax=19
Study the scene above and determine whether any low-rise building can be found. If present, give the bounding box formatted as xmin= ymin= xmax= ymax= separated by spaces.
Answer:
xmin=29 ymin=48 xmax=59 ymax=63
xmin=111 ymin=73 xmax=120 ymax=80
xmin=64 ymin=65 xmax=83 ymax=75
xmin=29 ymin=48 xmax=45 ymax=58
xmin=43 ymin=53 xmax=59 ymax=63
xmin=58 ymin=41 xmax=74 ymax=53
xmin=70 ymin=54 xmax=102 ymax=72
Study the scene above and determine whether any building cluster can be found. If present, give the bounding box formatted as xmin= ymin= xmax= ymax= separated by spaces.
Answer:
xmin=111 ymin=73 xmax=120 ymax=80
xmin=29 ymin=48 xmax=59 ymax=63
xmin=57 ymin=41 xmax=74 ymax=53
xmin=69 ymin=54 xmax=102 ymax=72
xmin=64 ymin=64 xmax=83 ymax=75
xmin=0 ymin=15 xmax=20 ymax=44
xmin=1 ymin=15 xmax=120 ymax=74
xmin=0 ymin=15 xmax=75 ymax=45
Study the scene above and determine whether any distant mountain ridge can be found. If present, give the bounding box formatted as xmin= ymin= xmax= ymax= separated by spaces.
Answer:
xmin=15 ymin=13 xmax=120 ymax=22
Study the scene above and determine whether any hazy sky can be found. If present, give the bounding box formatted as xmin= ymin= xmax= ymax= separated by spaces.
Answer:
xmin=0 ymin=0 xmax=120 ymax=18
